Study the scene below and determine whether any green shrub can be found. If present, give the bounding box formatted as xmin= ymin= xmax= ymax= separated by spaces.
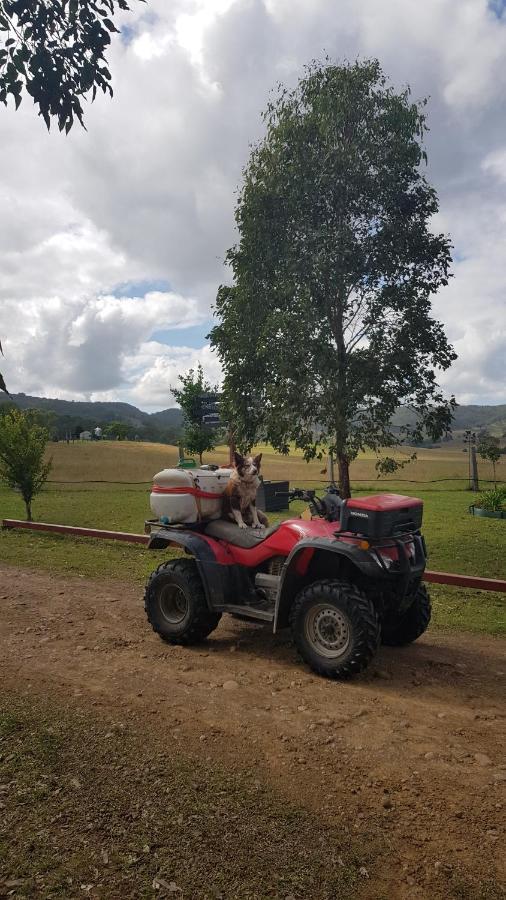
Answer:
xmin=0 ymin=409 xmax=52 ymax=520
xmin=474 ymin=486 xmax=506 ymax=512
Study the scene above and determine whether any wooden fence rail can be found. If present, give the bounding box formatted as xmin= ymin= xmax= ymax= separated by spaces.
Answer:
xmin=2 ymin=519 xmax=149 ymax=545
xmin=2 ymin=519 xmax=505 ymax=593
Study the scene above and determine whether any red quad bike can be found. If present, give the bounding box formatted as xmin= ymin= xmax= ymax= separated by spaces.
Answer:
xmin=144 ymin=489 xmax=431 ymax=679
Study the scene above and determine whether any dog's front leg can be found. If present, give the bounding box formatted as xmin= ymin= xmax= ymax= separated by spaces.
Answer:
xmin=250 ymin=501 xmax=263 ymax=529
xmin=231 ymin=503 xmax=248 ymax=529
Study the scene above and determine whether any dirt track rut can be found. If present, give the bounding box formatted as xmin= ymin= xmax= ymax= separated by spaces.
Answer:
xmin=0 ymin=564 xmax=505 ymax=898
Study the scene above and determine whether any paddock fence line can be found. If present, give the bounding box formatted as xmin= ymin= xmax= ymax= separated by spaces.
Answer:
xmin=43 ymin=477 xmax=505 ymax=485
xmin=2 ymin=519 xmax=505 ymax=594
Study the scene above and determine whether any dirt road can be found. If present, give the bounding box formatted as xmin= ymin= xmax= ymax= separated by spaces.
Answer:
xmin=0 ymin=564 xmax=504 ymax=899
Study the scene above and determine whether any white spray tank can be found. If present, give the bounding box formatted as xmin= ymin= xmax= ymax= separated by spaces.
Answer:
xmin=150 ymin=466 xmax=234 ymax=524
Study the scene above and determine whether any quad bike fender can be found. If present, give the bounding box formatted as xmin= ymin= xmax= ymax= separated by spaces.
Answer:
xmin=274 ymin=538 xmax=382 ymax=632
xmin=147 ymin=529 xmax=228 ymax=609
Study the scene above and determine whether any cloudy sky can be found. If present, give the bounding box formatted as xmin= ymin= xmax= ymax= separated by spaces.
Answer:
xmin=1 ymin=0 xmax=505 ymax=411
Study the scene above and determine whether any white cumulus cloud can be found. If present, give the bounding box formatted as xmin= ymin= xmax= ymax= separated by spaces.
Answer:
xmin=0 ymin=0 xmax=505 ymax=409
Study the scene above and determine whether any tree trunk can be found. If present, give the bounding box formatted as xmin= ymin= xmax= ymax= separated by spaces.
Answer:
xmin=199 ymin=451 xmax=203 ymax=465
xmin=331 ymin=288 xmax=350 ymax=498
xmin=228 ymin=429 xmax=236 ymax=467
xmin=337 ymin=453 xmax=351 ymax=499
xmin=25 ymin=500 xmax=32 ymax=521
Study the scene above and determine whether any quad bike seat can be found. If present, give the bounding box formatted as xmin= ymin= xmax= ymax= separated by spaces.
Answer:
xmin=204 ymin=520 xmax=280 ymax=548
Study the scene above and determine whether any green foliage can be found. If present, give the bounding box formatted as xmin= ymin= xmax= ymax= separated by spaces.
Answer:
xmin=475 ymin=486 xmax=506 ymax=512
xmin=0 ymin=398 xmax=17 ymax=416
xmin=477 ymin=433 xmax=502 ymax=487
xmin=211 ymin=59 xmax=456 ymax=497
xmin=104 ymin=420 xmax=131 ymax=440
xmin=0 ymin=0 xmax=139 ymax=132
xmin=171 ymin=363 xmax=219 ymax=464
xmin=0 ymin=408 xmax=51 ymax=519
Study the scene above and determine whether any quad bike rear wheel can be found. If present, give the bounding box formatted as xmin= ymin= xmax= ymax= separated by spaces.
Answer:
xmin=289 ymin=579 xmax=380 ymax=679
xmin=381 ymin=584 xmax=431 ymax=646
xmin=144 ymin=558 xmax=221 ymax=645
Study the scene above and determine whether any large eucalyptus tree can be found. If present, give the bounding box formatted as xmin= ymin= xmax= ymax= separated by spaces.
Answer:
xmin=211 ymin=59 xmax=456 ymax=496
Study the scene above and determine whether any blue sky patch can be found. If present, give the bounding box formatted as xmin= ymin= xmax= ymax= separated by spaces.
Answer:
xmin=111 ymin=278 xmax=171 ymax=298
xmin=151 ymin=321 xmax=214 ymax=349
xmin=120 ymin=24 xmax=137 ymax=46
xmin=120 ymin=8 xmax=160 ymax=45
xmin=488 ymin=0 xmax=506 ymax=18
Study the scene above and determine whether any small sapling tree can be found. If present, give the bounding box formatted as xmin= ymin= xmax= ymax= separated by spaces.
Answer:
xmin=171 ymin=363 xmax=219 ymax=465
xmin=0 ymin=408 xmax=51 ymax=520
xmin=211 ymin=59 xmax=456 ymax=497
xmin=477 ymin=432 xmax=501 ymax=488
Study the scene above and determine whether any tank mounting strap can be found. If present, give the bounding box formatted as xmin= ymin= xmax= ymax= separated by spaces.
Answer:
xmin=151 ymin=485 xmax=223 ymax=499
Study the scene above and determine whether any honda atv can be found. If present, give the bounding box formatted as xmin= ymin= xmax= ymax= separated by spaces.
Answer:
xmin=143 ymin=489 xmax=431 ymax=679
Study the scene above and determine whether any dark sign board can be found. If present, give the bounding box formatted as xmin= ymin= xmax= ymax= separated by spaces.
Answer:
xmin=199 ymin=393 xmax=222 ymax=426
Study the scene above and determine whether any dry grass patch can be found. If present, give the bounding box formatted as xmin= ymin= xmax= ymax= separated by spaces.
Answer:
xmin=42 ymin=440 xmax=504 ymax=488
xmin=0 ymin=695 xmax=368 ymax=899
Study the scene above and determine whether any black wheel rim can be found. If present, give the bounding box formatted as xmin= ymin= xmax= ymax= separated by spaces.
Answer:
xmin=159 ymin=583 xmax=189 ymax=625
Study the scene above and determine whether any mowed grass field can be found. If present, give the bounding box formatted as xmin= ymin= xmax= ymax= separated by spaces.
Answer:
xmin=0 ymin=440 xmax=504 ymax=634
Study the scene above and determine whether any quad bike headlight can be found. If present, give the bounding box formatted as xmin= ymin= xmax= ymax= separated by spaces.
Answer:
xmin=375 ymin=550 xmax=394 ymax=570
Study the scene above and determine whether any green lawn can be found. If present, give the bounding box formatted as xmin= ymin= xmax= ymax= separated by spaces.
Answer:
xmin=1 ymin=481 xmax=504 ymax=635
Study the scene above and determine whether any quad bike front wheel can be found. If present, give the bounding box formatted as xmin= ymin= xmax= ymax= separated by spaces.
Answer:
xmin=144 ymin=558 xmax=221 ymax=645
xmin=381 ymin=584 xmax=431 ymax=647
xmin=289 ymin=579 xmax=380 ymax=679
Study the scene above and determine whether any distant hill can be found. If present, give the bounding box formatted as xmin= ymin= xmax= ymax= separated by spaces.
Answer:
xmin=449 ymin=405 xmax=506 ymax=433
xmin=0 ymin=393 xmax=183 ymax=443
xmin=1 ymin=393 xmax=504 ymax=442
xmin=149 ymin=408 xmax=184 ymax=428
xmin=1 ymin=393 xmax=151 ymax=426
xmin=392 ymin=404 xmax=506 ymax=440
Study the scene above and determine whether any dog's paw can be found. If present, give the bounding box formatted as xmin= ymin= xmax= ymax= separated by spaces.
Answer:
xmin=252 ymin=523 xmax=264 ymax=530
xmin=238 ymin=522 xmax=248 ymax=529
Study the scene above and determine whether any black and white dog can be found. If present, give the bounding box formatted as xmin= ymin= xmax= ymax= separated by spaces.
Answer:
xmin=221 ymin=452 xmax=269 ymax=529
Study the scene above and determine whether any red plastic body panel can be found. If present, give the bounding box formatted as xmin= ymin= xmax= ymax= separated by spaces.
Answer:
xmin=186 ymin=533 xmax=236 ymax=565
xmin=198 ymin=518 xmax=339 ymax=568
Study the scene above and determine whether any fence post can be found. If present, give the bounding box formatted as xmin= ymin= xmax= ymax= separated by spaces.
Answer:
xmin=470 ymin=445 xmax=479 ymax=492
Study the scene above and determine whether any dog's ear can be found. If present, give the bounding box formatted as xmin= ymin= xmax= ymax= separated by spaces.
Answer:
xmin=233 ymin=451 xmax=244 ymax=468
xmin=253 ymin=453 xmax=262 ymax=469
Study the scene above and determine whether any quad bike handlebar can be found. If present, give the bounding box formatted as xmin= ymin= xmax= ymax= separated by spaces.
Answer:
xmin=276 ymin=487 xmax=344 ymax=522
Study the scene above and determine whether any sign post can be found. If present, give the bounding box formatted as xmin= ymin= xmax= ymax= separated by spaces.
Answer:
xmin=198 ymin=393 xmax=236 ymax=465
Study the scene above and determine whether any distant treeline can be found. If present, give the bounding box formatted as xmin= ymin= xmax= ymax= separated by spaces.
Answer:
xmin=1 ymin=393 xmax=505 ymax=446
xmin=0 ymin=399 xmax=183 ymax=445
